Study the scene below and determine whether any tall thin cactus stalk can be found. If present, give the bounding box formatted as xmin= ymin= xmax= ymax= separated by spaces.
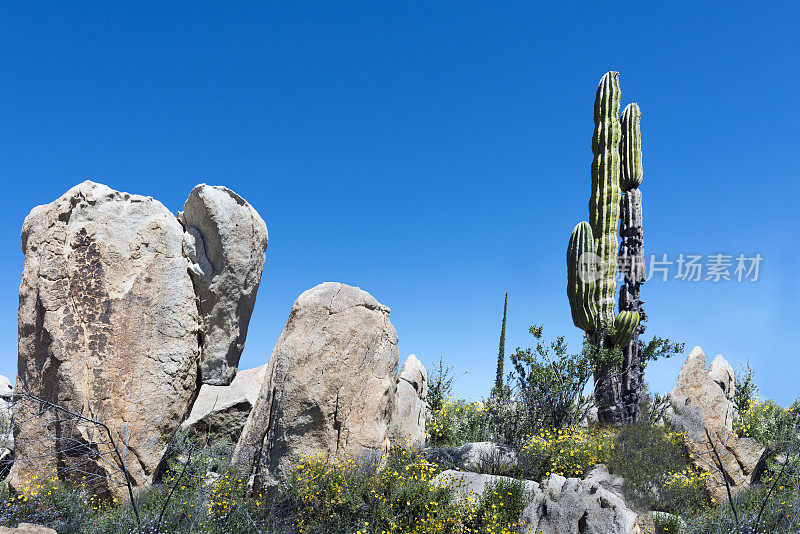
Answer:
xmin=493 ymin=292 xmax=508 ymax=397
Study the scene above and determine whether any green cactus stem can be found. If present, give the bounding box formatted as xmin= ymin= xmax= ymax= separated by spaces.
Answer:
xmin=620 ymin=103 xmax=643 ymax=192
xmin=612 ymin=310 xmax=640 ymax=347
xmin=567 ymin=221 xmax=598 ymax=332
xmin=589 ymin=71 xmax=622 ymax=323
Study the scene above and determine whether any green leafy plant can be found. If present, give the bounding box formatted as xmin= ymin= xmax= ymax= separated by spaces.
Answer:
xmin=509 ymin=325 xmax=593 ymax=434
xmin=608 ymin=422 xmax=707 ymax=515
xmin=427 ymin=355 xmax=457 ymax=415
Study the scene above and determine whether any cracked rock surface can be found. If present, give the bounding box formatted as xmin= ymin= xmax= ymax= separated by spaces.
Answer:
xmin=11 ymin=181 xmax=267 ymax=500
xmin=388 ymin=354 xmax=427 ymax=446
xmin=233 ymin=282 xmax=399 ymax=489
xmin=179 ymin=184 xmax=268 ymax=386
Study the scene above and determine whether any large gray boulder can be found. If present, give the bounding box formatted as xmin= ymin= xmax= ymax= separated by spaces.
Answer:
xmin=433 ymin=469 xmax=640 ymax=534
xmin=182 ymin=364 xmax=267 ymax=441
xmin=11 ymin=181 xmax=200 ymax=499
xmin=521 ymin=474 xmax=641 ymax=534
xmin=11 ymin=181 xmax=268 ymax=500
xmin=233 ymin=283 xmax=399 ymax=489
xmin=388 ymin=354 xmax=428 ymax=446
xmin=179 ymin=185 xmax=268 ymax=385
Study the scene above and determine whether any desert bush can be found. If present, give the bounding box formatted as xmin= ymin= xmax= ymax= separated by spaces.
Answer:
xmin=686 ymin=481 xmax=800 ymax=534
xmin=427 ymin=355 xmax=457 ymax=415
xmin=519 ymin=426 xmax=615 ymax=480
xmin=508 ymin=325 xmax=592 ymax=436
xmin=608 ymin=422 xmax=707 ymax=515
xmin=735 ymin=398 xmax=800 ymax=446
xmin=463 ymin=478 xmax=526 ymax=534
xmin=286 ymin=445 xmax=525 ymax=534
xmin=733 ymin=363 xmax=758 ymax=422
xmin=426 ymin=397 xmax=491 ymax=446
xmin=653 ymin=511 xmax=684 ymax=534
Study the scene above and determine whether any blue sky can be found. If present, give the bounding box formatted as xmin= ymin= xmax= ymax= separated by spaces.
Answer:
xmin=1 ymin=2 xmax=798 ymax=405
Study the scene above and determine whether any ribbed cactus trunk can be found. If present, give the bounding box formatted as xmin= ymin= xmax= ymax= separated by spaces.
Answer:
xmin=589 ymin=72 xmax=622 ymax=324
xmin=588 ymin=72 xmax=626 ymax=425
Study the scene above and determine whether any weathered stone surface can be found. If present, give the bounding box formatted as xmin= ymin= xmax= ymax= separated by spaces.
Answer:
xmin=433 ymin=469 xmax=639 ymax=534
xmin=182 ymin=364 xmax=267 ymax=441
xmin=179 ymin=185 xmax=268 ymax=386
xmin=233 ymin=282 xmax=398 ymax=488
xmin=672 ymin=346 xmax=734 ymax=431
xmin=583 ymin=463 xmax=625 ymax=501
xmin=521 ymin=474 xmax=640 ymax=534
xmin=667 ymin=346 xmax=765 ymax=503
xmin=10 ymin=181 xmax=201 ymax=500
xmin=0 ymin=524 xmax=57 ymax=534
xmin=708 ymin=354 xmax=735 ymax=400
xmin=388 ymin=354 xmax=427 ymax=446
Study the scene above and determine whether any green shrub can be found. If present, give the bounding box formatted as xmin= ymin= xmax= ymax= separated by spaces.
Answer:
xmin=608 ymin=422 xmax=707 ymax=515
xmin=735 ymin=398 xmax=799 ymax=446
xmin=426 ymin=397 xmax=491 ymax=447
xmin=508 ymin=325 xmax=592 ymax=435
xmin=464 ymin=478 xmax=526 ymax=533
xmin=687 ymin=482 xmax=799 ymax=534
xmin=653 ymin=511 xmax=683 ymax=534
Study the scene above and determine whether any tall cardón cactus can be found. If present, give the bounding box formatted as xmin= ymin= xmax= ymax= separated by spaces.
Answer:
xmin=566 ymin=72 xmax=647 ymax=424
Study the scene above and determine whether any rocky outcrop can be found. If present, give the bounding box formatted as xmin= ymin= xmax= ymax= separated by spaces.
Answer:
xmin=388 ymin=354 xmax=427 ymax=446
xmin=10 ymin=181 xmax=267 ymax=500
xmin=521 ymin=474 xmax=640 ymax=534
xmin=583 ymin=463 xmax=625 ymax=501
xmin=433 ymin=469 xmax=640 ymax=534
xmin=708 ymin=354 xmax=735 ymax=400
xmin=179 ymin=185 xmax=268 ymax=385
xmin=666 ymin=346 xmax=764 ymax=503
xmin=233 ymin=282 xmax=398 ymax=489
xmin=181 ymin=364 xmax=267 ymax=441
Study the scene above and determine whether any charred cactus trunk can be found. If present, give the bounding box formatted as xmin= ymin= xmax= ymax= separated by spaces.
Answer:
xmin=618 ymin=103 xmax=646 ymax=424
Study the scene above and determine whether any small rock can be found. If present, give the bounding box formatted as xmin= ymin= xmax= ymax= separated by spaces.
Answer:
xmin=583 ymin=464 xmax=625 ymax=501
xmin=0 ymin=524 xmax=57 ymax=534
xmin=182 ymin=365 xmax=268 ymax=441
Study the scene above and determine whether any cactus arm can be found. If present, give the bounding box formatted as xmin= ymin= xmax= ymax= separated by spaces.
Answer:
xmin=612 ymin=310 xmax=640 ymax=347
xmin=620 ymin=103 xmax=643 ymax=192
xmin=589 ymin=71 xmax=622 ymax=323
xmin=567 ymin=221 xmax=598 ymax=332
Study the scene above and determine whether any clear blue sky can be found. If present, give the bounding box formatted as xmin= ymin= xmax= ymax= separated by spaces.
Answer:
xmin=1 ymin=2 xmax=798 ymax=405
